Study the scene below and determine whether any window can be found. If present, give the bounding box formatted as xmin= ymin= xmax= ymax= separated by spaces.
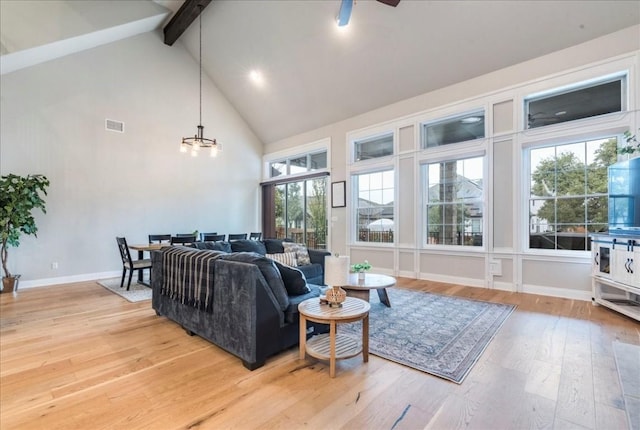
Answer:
xmin=273 ymin=177 xmax=328 ymax=249
xmin=353 ymin=170 xmax=394 ymax=243
xmin=269 ymin=150 xmax=327 ymax=178
xmin=422 ymin=110 xmax=485 ymax=148
xmin=528 ymin=137 xmax=617 ymax=251
xmin=354 ymin=133 xmax=393 ymax=161
xmin=424 ymin=156 xmax=484 ymax=246
xmin=525 ymin=76 xmax=625 ymax=129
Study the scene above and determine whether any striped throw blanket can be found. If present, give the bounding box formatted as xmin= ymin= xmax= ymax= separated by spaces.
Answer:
xmin=161 ymin=247 xmax=223 ymax=311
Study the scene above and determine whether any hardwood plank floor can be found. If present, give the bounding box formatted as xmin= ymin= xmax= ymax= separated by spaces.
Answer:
xmin=1 ymin=278 xmax=638 ymax=430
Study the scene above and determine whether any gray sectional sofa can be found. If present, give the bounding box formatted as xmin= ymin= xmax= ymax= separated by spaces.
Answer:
xmin=150 ymin=239 xmax=330 ymax=370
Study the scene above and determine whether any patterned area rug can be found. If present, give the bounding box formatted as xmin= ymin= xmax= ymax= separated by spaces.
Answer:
xmin=97 ymin=277 xmax=152 ymax=302
xmin=340 ymin=288 xmax=516 ymax=384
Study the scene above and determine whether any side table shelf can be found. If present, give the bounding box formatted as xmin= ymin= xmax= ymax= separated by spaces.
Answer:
xmin=306 ymin=334 xmax=361 ymax=360
xmin=592 ymin=276 xmax=640 ymax=322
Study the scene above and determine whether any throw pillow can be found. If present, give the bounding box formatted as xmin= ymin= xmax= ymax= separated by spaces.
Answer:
xmin=194 ymin=241 xmax=231 ymax=253
xmin=230 ymin=239 xmax=266 ymax=255
xmin=283 ymin=242 xmax=311 ymax=266
xmin=274 ymin=261 xmax=310 ymax=296
xmin=265 ymin=252 xmax=298 ymax=267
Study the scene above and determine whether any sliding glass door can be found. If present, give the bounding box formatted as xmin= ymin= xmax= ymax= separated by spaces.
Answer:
xmin=271 ymin=176 xmax=328 ymax=249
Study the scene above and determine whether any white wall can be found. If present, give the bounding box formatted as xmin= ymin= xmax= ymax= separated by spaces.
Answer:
xmin=0 ymin=31 xmax=263 ymax=287
xmin=265 ymin=25 xmax=640 ymax=300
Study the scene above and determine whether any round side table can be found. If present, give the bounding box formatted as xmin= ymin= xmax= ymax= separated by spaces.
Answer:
xmin=298 ymin=296 xmax=370 ymax=378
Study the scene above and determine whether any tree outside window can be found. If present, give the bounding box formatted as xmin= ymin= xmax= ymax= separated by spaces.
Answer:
xmin=529 ymin=137 xmax=617 ymax=251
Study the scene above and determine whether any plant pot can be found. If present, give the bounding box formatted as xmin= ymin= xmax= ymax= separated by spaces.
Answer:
xmin=1 ymin=275 xmax=20 ymax=293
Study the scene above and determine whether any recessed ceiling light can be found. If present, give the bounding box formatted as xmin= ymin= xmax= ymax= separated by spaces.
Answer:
xmin=461 ymin=116 xmax=482 ymax=124
xmin=249 ymin=70 xmax=264 ymax=87
xmin=555 ymin=111 xmax=567 ymax=116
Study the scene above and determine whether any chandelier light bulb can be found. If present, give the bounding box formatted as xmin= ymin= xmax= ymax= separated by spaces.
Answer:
xmin=210 ymin=145 xmax=218 ymax=157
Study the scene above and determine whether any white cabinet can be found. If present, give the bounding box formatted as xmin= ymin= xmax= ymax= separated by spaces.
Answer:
xmin=591 ymin=234 xmax=640 ymax=322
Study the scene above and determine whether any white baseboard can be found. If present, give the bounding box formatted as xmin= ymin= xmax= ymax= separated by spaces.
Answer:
xmin=521 ymin=283 xmax=591 ymax=301
xmin=418 ymin=273 xmax=486 ymax=288
xmin=398 ymin=270 xmax=418 ymax=279
xmin=493 ymin=281 xmax=517 ymax=292
xmin=18 ymin=271 xmax=121 ymax=289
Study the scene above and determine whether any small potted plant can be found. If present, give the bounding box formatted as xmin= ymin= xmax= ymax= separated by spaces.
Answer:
xmin=351 ymin=260 xmax=371 ymax=281
xmin=0 ymin=174 xmax=50 ymax=293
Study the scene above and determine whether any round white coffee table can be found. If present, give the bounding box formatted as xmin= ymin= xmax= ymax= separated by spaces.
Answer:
xmin=298 ymin=297 xmax=370 ymax=378
xmin=342 ymin=273 xmax=396 ymax=307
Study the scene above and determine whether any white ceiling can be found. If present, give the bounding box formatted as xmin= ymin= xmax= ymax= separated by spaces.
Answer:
xmin=2 ymin=1 xmax=639 ymax=144
xmin=176 ymin=0 xmax=639 ymax=143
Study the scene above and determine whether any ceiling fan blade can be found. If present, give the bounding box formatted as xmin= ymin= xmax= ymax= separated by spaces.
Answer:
xmin=377 ymin=0 xmax=401 ymax=6
xmin=337 ymin=0 xmax=353 ymax=26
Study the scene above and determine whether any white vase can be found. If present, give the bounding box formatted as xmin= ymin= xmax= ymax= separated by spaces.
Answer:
xmin=358 ymin=272 xmax=365 ymax=281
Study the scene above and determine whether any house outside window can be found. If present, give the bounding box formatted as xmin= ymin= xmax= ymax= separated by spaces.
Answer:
xmin=423 ymin=156 xmax=484 ymax=246
xmin=353 ymin=170 xmax=394 ymax=243
xmin=528 ymin=136 xmax=617 ymax=251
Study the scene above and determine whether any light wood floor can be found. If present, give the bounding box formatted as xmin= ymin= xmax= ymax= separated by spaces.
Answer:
xmin=1 ymin=278 xmax=638 ymax=430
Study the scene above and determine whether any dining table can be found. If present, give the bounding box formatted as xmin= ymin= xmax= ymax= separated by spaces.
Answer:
xmin=128 ymin=243 xmax=171 ymax=286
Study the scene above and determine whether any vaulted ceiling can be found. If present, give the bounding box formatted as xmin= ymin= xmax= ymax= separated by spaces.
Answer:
xmin=2 ymin=1 xmax=640 ymax=144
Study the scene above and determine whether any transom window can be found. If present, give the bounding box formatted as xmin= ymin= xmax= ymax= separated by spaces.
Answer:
xmin=525 ymin=76 xmax=625 ymax=129
xmin=422 ymin=110 xmax=485 ymax=148
xmin=423 ymin=156 xmax=484 ymax=246
xmin=270 ymin=151 xmax=327 ymax=178
xmin=354 ymin=133 xmax=393 ymax=162
xmin=353 ymin=170 xmax=394 ymax=243
xmin=528 ymin=137 xmax=617 ymax=251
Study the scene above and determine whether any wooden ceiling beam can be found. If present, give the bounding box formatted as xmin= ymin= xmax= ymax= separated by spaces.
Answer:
xmin=163 ymin=0 xmax=212 ymax=46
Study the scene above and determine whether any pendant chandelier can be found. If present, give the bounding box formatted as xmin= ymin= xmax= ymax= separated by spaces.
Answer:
xmin=181 ymin=10 xmax=218 ymax=158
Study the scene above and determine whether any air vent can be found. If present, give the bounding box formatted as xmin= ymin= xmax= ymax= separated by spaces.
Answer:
xmin=105 ymin=119 xmax=124 ymax=133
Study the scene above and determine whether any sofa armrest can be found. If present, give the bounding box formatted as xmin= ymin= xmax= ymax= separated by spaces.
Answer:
xmin=308 ymin=248 xmax=331 ymax=266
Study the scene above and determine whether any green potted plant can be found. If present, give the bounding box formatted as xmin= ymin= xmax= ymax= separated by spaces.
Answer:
xmin=351 ymin=260 xmax=372 ymax=281
xmin=0 ymin=174 xmax=50 ymax=293
xmin=619 ymin=129 xmax=639 ymax=155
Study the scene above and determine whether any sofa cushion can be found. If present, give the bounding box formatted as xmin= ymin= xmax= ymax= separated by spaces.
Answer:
xmin=266 ymin=252 xmax=297 ymax=267
xmin=218 ymin=252 xmax=289 ymax=311
xmin=274 ymin=261 xmax=310 ymax=296
xmin=193 ymin=241 xmax=231 ymax=253
xmin=283 ymin=242 xmax=311 ymax=265
xmin=298 ymin=263 xmax=323 ymax=285
xmin=284 ymin=284 xmax=321 ymax=324
xmin=230 ymin=239 xmax=266 ymax=255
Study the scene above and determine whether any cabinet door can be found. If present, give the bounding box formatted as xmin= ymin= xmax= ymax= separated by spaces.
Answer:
xmin=633 ymin=249 xmax=640 ymax=288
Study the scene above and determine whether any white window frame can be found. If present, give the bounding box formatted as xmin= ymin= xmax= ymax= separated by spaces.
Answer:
xmin=351 ymin=166 xmax=396 ymax=246
xmin=420 ymin=108 xmax=487 ymax=149
xmin=262 ymin=138 xmax=330 ymax=181
xmin=516 ymin=58 xmax=636 ymax=256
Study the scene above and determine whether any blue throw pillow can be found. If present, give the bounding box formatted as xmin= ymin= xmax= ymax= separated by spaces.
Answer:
xmin=274 ymin=261 xmax=310 ymax=296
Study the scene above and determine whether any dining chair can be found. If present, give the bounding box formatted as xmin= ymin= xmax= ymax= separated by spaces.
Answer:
xmin=249 ymin=232 xmax=262 ymax=240
xmin=148 ymin=234 xmax=171 ymax=244
xmin=202 ymin=233 xmax=225 ymax=242
xmin=116 ymin=237 xmax=152 ymax=290
xmin=176 ymin=233 xmax=196 ymax=237
xmin=170 ymin=235 xmax=197 ymax=245
xmin=228 ymin=233 xmax=247 ymax=241
xmin=200 ymin=232 xmax=217 ymax=241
